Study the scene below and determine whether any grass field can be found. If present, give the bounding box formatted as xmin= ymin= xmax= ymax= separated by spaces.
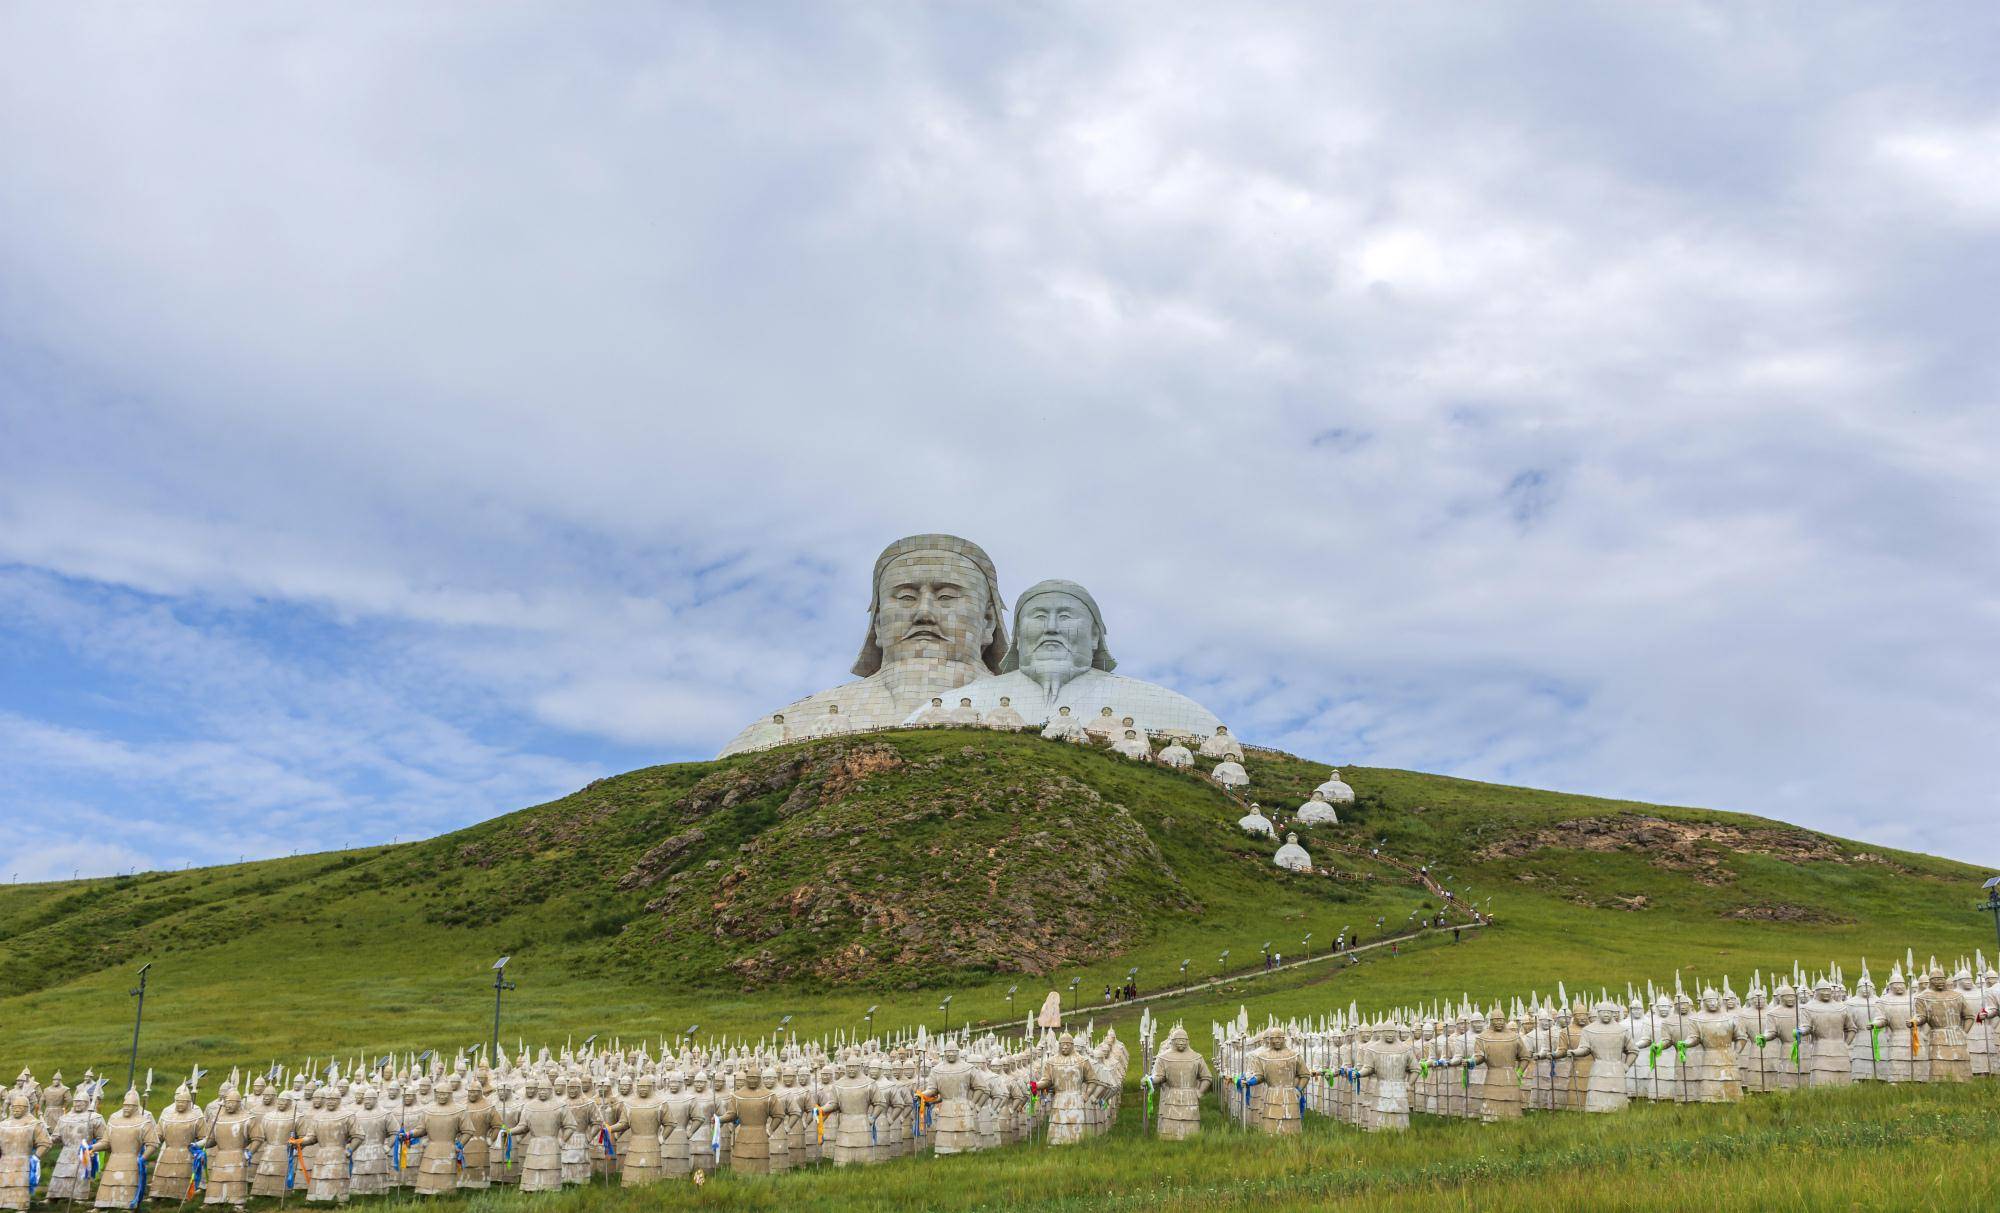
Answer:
xmin=21 ymin=1078 xmax=1999 ymax=1211
xmin=2 ymin=729 xmax=1993 ymax=1107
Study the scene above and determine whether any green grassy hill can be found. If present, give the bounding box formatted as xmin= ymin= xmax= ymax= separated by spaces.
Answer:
xmin=0 ymin=728 xmax=1989 ymax=1083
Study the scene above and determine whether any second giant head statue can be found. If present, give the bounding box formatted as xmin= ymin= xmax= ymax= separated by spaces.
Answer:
xmin=1000 ymin=579 xmax=1116 ymax=696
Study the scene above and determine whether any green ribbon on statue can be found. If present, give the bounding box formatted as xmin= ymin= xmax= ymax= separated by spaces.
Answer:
xmin=1789 ymin=1037 xmax=1801 ymax=1065
xmin=1460 ymin=1063 xmax=1470 ymax=1090
xmin=1648 ymin=1042 xmax=1663 ymax=1072
xmin=1141 ymin=1077 xmax=1154 ymax=1118
xmin=1672 ymin=1041 xmax=1689 ymax=1066
xmin=1870 ymin=1025 xmax=1883 ymax=1062
xmin=1417 ymin=1059 xmax=1430 ymax=1080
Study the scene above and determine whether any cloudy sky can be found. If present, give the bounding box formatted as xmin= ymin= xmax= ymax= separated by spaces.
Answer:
xmin=3 ymin=3 xmax=1996 ymax=880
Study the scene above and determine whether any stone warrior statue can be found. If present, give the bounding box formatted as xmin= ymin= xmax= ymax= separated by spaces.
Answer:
xmin=94 ymin=1089 xmax=160 ymax=1209
xmin=50 ymin=1091 xmax=106 ymax=1203
xmin=922 ymin=1044 xmax=979 ymax=1156
xmin=1247 ymin=1026 xmax=1307 ymax=1136
xmin=0 ymin=1094 xmax=54 ymax=1212
xmin=1471 ymin=1009 xmax=1528 ymax=1121
xmin=1039 ymin=1036 xmax=1102 ymax=1146
xmin=1147 ymin=1027 xmax=1212 ymax=1141
xmin=200 ymin=1086 xmax=253 ymax=1209
xmin=1572 ymin=1003 xmax=1639 ymax=1113
xmin=1357 ymin=1023 xmax=1415 ymax=1131
xmin=1915 ymin=966 xmax=1974 ymax=1082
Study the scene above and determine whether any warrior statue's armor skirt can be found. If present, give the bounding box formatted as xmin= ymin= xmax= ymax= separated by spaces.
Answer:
xmin=1480 ymin=1073 xmax=1523 ymax=1120
xmin=1584 ymin=1074 xmax=1628 ymax=1114
xmin=250 ymin=1152 xmax=288 ymax=1200
xmin=559 ymin=1139 xmax=590 ymax=1184
xmin=415 ymin=1148 xmax=458 ymax=1195
xmin=661 ymin=1128 xmax=691 ymax=1175
xmin=519 ymin=1141 xmax=562 ymax=1193
xmin=349 ymin=1145 xmax=389 ymax=1196
xmin=620 ymin=1146 xmax=664 ymax=1186
xmin=307 ymin=1147 xmax=348 ymax=1201
xmin=48 ymin=1149 xmax=90 ymax=1202
xmin=1158 ymin=1089 xmax=1202 ymax=1140
xmin=94 ymin=1161 xmax=146 ymax=1208
xmin=1927 ymin=1028 xmax=1972 ymax=1082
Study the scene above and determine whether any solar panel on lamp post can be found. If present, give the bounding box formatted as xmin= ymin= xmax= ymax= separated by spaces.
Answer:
xmin=1979 ymin=876 xmax=2000 ymax=955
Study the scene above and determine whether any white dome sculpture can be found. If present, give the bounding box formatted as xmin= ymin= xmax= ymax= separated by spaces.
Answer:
xmin=983 ymin=696 xmax=1026 ymax=731
xmin=1237 ymin=806 xmax=1275 ymax=838
xmin=1111 ymin=729 xmax=1152 ymax=761
xmin=1273 ymin=832 xmax=1312 ymax=872
xmin=1199 ymin=726 xmax=1244 ymax=761
xmin=1212 ymin=758 xmax=1250 ymax=789
xmin=944 ymin=696 xmax=982 ymax=726
xmin=1157 ymin=742 xmax=1194 ymax=769
xmin=1314 ymin=769 xmax=1356 ymax=804
xmin=1295 ymin=790 xmax=1339 ymax=826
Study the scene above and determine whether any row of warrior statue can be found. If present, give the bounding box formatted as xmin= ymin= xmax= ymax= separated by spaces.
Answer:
xmin=2 ymin=952 xmax=1994 ymax=1203
xmin=1210 ymin=954 xmax=1999 ymax=1133
xmin=0 ymin=1027 xmax=1128 ymax=1208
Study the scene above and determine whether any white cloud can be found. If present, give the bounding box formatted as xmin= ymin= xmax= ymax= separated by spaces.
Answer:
xmin=0 ymin=2 xmax=1995 ymax=873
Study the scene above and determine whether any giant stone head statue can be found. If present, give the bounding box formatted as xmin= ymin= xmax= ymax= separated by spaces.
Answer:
xmin=1002 ymin=579 xmax=1115 ymax=691
xmin=852 ymin=534 xmax=1007 ymax=677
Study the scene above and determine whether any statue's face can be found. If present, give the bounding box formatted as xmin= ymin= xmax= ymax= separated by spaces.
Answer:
xmin=402 ymin=1091 xmax=417 ymax=1106
xmin=364 ymin=1093 xmax=378 ymax=1110
xmin=636 ymin=1077 xmax=653 ymax=1097
xmin=1597 ymin=1007 xmax=1616 ymax=1024
xmin=873 ymin=551 xmax=993 ymax=668
xmin=224 ymin=1095 xmax=240 ymax=1113
xmin=1703 ymin=995 xmax=1720 ymax=1012
xmin=1017 ymin=590 xmax=1095 ymax=679
xmin=176 ymin=1093 xmax=191 ymax=1111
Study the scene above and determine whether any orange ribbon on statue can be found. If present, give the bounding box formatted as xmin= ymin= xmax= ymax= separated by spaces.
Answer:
xmin=286 ymin=1138 xmax=311 ymax=1186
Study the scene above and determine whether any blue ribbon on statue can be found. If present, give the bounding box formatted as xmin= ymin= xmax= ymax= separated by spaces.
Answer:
xmin=868 ymin=1118 xmax=878 ymax=1146
xmin=129 ymin=1154 xmax=149 ymax=1208
xmin=1298 ymin=1091 xmax=1308 ymax=1116
xmin=596 ymin=1127 xmax=616 ymax=1159
xmin=27 ymin=1156 xmax=39 ymax=1194
xmin=711 ymin=1116 xmax=721 ymax=1159
xmin=503 ymin=1133 xmax=513 ymax=1167
xmin=188 ymin=1145 xmax=207 ymax=1193
xmin=285 ymin=1146 xmax=297 ymax=1191
xmin=391 ymin=1130 xmax=408 ymax=1171
xmin=82 ymin=1143 xmax=102 ymax=1181
xmin=453 ymin=1141 xmax=465 ymax=1171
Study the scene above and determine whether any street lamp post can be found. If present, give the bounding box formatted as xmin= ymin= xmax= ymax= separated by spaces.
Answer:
xmin=1217 ymin=949 xmax=1230 ymax=975
xmin=126 ymin=963 xmax=152 ymax=1092
xmin=1006 ymin=984 xmax=1018 ymax=1023
xmin=1302 ymin=932 xmax=1313 ymax=962
xmin=490 ymin=957 xmax=515 ymax=1062
xmin=1178 ymin=959 xmax=1190 ymax=990
xmin=938 ymin=995 xmax=953 ymax=1031
xmin=864 ymin=1005 xmax=878 ymax=1037
xmin=1066 ymin=977 xmax=1081 ymax=1016
xmin=1261 ymin=941 xmax=1271 ymax=969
